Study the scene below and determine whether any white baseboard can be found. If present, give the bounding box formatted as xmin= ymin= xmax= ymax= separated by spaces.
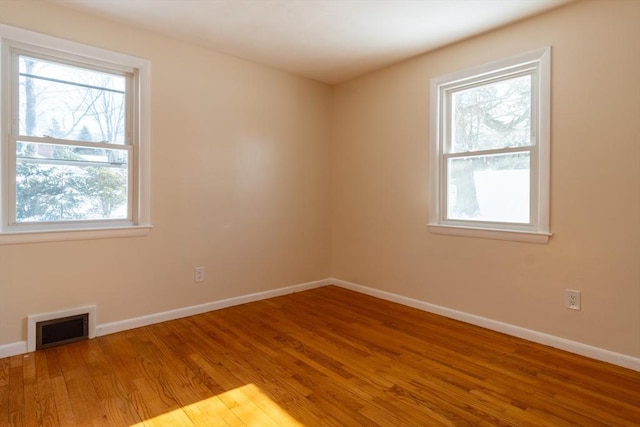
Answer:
xmin=330 ymin=278 xmax=640 ymax=372
xmin=0 ymin=341 xmax=27 ymax=359
xmin=0 ymin=278 xmax=330 ymax=359
xmin=3 ymin=276 xmax=638 ymax=372
xmin=96 ymin=278 xmax=332 ymax=337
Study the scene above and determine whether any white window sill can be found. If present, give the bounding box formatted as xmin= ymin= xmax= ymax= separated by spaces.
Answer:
xmin=0 ymin=224 xmax=153 ymax=245
xmin=428 ymin=224 xmax=551 ymax=244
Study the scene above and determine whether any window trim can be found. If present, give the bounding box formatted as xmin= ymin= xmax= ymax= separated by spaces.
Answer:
xmin=0 ymin=24 xmax=151 ymax=244
xmin=428 ymin=47 xmax=551 ymax=244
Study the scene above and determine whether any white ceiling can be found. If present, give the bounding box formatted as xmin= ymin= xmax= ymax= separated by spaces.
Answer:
xmin=49 ymin=0 xmax=571 ymax=84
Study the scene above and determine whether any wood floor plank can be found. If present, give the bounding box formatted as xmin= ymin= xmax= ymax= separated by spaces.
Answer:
xmin=0 ymin=357 xmax=9 ymax=388
xmin=0 ymin=357 xmax=9 ymax=427
xmin=45 ymin=348 xmax=77 ymax=427
xmin=22 ymin=352 xmax=59 ymax=427
xmin=3 ymin=285 xmax=639 ymax=426
xmin=21 ymin=354 xmax=39 ymax=427
xmin=58 ymin=343 xmax=107 ymax=424
xmin=72 ymin=338 xmax=143 ymax=426
xmin=7 ymin=356 xmax=25 ymax=427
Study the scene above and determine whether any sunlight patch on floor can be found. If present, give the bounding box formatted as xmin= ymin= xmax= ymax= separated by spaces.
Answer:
xmin=130 ymin=383 xmax=303 ymax=426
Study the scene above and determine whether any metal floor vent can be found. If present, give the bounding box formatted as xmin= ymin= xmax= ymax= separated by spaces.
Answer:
xmin=27 ymin=305 xmax=96 ymax=352
xmin=36 ymin=313 xmax=89 ymax=350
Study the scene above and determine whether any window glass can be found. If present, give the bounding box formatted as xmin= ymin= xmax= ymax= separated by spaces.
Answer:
xmin=19 ymin=55 xmax=127 ymax=144
xmin=446 ymin=152 xmax=530 ymax=223
xmin=16 ymin=142 xmax=129 ymax=222
xmin=450 ymin=74 xmax=531 ymax=153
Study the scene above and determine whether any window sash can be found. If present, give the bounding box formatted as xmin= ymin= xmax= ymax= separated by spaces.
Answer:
xmin=8 ymin=136 xmax=133 ymax=225
xmin=439 ymin=70 xmax=538 ymax=229
xmin=5 ymin=43 xmax=137 ymax=229
xmin=441 ymin=146 xmax=537 ymax=228
xmin=443 ymin=69 xmax=538 ymax=155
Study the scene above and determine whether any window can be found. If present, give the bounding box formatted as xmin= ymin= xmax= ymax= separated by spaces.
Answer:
xmin=0 ymin=25 xmax=151 ymax=244
xmin=429 ymin=47 xmax=551 ymax=243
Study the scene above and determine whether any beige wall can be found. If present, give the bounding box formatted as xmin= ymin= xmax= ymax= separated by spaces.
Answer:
xmin=1 ymin=0 xmax=638 ymax=360
xmin=332 ymin=0 xmax=640 ymax=357
xmin=0 ymin=1 xmax=332 ymax=344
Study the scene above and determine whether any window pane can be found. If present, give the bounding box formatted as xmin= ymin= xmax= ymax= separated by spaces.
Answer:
xmin=16 ymin=142 xmax=128 ymax=222
xmin=19 ymin=56 xmax=126 ymax=144
xmin=450 ymin=75 xmax=531 ymax=153
xmin=447 ymin=152 xmax=530 ymax=223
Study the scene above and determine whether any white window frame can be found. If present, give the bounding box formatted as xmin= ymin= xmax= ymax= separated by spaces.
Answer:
xmin=429 ymin=47 xmax=551 ymax=244
xmin=0 ymin=25 xmax=151 ymax=244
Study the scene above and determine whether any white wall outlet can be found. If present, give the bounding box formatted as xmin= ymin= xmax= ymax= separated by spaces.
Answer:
xmin=565 ymin=289 xmax=581 ymax=310
xmin=194 ymin=267 xmax=205 ymax=283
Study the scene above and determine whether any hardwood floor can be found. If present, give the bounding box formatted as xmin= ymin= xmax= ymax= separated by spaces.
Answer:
xmin=2 ymin=285 xmax=639 ymax=426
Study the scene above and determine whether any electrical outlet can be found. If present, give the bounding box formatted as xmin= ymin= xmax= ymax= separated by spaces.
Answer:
xmin=565 ymin=289 xmax=581 ymax=310
xmin=194 ymin=267 xmax=205 ymax=283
